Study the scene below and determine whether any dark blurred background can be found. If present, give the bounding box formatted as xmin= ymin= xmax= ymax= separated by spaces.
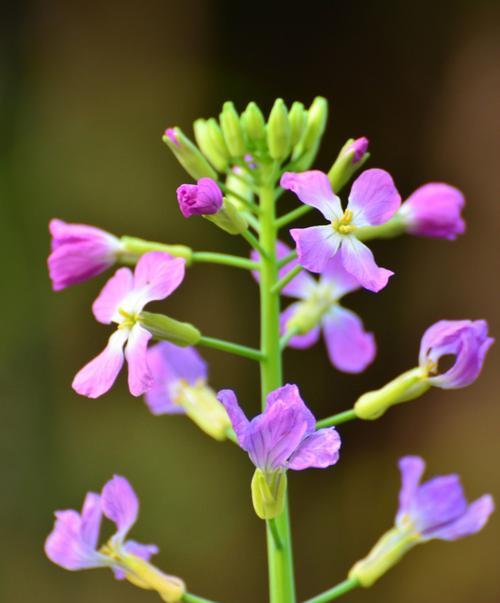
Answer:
xmin=1 ymin=1 xmax=499 ymax=602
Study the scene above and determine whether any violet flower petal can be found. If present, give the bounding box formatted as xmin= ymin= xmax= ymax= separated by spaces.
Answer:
xmin=291 ymin=226 xmax=341 ymax=273
xmin=133 ymin=252 xmax=185 ymax=308
xmin=348 ymin=169 xmax=401 ymax=226
xmin=319 ymin=254 xmax=361 ymax=298
xmin=92 ymin=267 xmax=134 ymax=324
xmin=412 ymin=475 xmax=467 ymax=535
xmin=287 ymin=428 xmax=341 ymax=470
xmin=428 ymin=495 xmax=494 ymax=541
xmin=101 ymin=475 xmax=139 ymax=539
xmin=397 ymin=456 xmax=426 ymax=521
xmin=281 ymin=171 xmax=342 ymax=221
xmin=340 ymin=236 xmax=393 ymax=292
xmin=217 ymin=389 xmax=250 ymax=447
xmin=125 ymin=324 xmax=153 ymax=397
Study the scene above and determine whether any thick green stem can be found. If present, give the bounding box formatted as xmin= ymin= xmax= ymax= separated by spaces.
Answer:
xmin=316 ymin=409 xmax=357 ymax=429
xmin=302 ymin=578 xmax=359 ymax=603
xmin=259 ymin=181 xmax=296 ymax=603
xmin=192 ymin=251 xmax=259 ymax=271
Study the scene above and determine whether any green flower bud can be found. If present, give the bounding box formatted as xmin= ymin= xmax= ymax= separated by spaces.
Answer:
xmin=251 ymin=469 xmax=287 ymax=520
xmin=354 ymin=368 xmax=430 ymax=420
xmin=139 ymin=312 xmax=201 ymax=346
xmin=120 ymin=236 xmax=192 ymax=265
xmin=286 ymin=285 xmax=334 ymax=334
xmin=206 ymin=118 xmax=231 ymax=160
xmin=204 ymin=198 xmax=248 ymax=235
xmin=162 ymin=127 xmax=217 ymax=180
xmin=225 ymin=169 xmax=254 ymax=212
xmin=327 ymin=138 xmax=370 ymax=193
xmin=193 ymin=119 xmax=228 ymax=172
xmin=219 ymin=101 xmax=246 ymax=158
xmin=288 ymin=101 xmax=307 ymax=147
xmin=349 ymin=526 xmax=418 ymax=588
xmin=267 ymin=98 xmax=291 ymax=161
xmin=291 ymin=139 xmax=321 ymax=172
xmin=241 ymin=101 xmax=266 ymax=144
xmin=292 ymin=96 xmax=328 ymax=159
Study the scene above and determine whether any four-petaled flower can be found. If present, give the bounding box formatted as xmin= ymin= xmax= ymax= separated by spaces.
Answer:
xmin=419 ymin=320 xmax=494 ymax=389
xmin=73 ymin=251 xmax=185 ymax=399
xmin=48 ymin=219 xmax=124 ymax=291
xmin=45 ymin=475 xmax=185 ymax=601
xmin=145 ymin=342 xmax=231 ymax=440
xmin=283 ymin=169 xmax=401 ymax=292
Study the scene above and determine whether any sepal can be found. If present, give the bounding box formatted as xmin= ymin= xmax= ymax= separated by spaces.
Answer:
xmin=139 ymin=312 xmax=201 ymax=346
xmin=327 ymin=137 xmax=370 ymax=192
xmin=251 ymin=469 xmax=287 ymax=520
xmin=162 ymin=127 xmax=217 ymax=180
xmin=204 ymin=198 xmax=248 ymax=235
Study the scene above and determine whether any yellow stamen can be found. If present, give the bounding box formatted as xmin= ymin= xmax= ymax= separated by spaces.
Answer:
xmin=332 ymin=208 xmax=356 ymax=234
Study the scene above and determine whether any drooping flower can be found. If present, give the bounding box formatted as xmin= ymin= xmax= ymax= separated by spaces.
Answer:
xmin=176 ymin=178 xmax=223 ymax=218
xmin=251 ymin=242 xmax=375 ymax=373
xmin=72 ymin=251 xmax=185 ymax=399
xmin=45 ymin=475 xmax=185 ymax=602
xmin=349 ymin=456 xmax=494 ymax=587
xmin=399 ymin=183 xmax=465 ymax=240
xmin=218 ymin=384 xmax=341 ymax=518
xmin=419 ymin=320 xmax=494 ymax=389
xmin=144 ymin=342 xmax=231 ymax=440
xmin=48 ymin=219 xmax=124 ymax=290
xmin=283 ymin=169 xmax=401 ymax=292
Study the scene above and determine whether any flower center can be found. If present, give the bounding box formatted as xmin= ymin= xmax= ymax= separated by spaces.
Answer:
xmin=332 ymin=208 xmax=356 ymax=234
xmin=117 ymin=308 xmax=139 ymax=329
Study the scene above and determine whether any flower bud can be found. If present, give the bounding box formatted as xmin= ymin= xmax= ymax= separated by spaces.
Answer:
xmin=204 ymin=198 xmax=248 ymax=235
xmin=175 ymin=382 xmax=231 ymax=441
xmin=349 ymin=526 xmax=418 ymax=588
xmin=139 ymin=312 xmax=201 ymax=346
xmin=354 ymin=368 xmax=430 ymax=420
xmin=251 ymin=469 xmax=287 ymax=520
xmin=162 ymin=127 xmax=217 ymax=180
xmin=225 ymin=167 xmax=254 ymax=211
xmin=176 ymin=178 xmax=223 ymax=218
xmin=292 ymin=96 xmax=328 ymax=159
xmin=267 ymin=98 xmax=291 ymax=161
xmin=327 ymin=137 xmax=370 ymax=192
xmin=241 ymin=101 xmax=266 ymax=144
xmin=193 ymin=119 xmax=228 ymax=172
xmin=288 ymin=101 xmax=307 ymax=146
xmin=219 ymin=101 xmax=246 ymax=157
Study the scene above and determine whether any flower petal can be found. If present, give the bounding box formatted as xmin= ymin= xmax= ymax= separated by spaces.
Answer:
xmin=287 ymin=428 xmax=341 ymax=470
xmin=281 ymin=171 xmax=342 ymax=220
xmin=92 ymin=267 xmax=134 ymax=324
xmin=322 ymin=306 xmax=376 ymax=373
xmin=101 ymin=475 xmax=139 ymax=539
xmin=265 ymin=384 xmax=316 ymax=432
xmin=113 ymin=540 xmax=159 ymax=580
xmin=291 ymin=226 xmax=341 ymax=273
xmin=348 ymin=169 xmax=401 ymax=226
xmin=72 ymin=329 xmax=128 ymax=398
xmin=428 ymin=495 xmax=494 ymax=541
xmin=217 ymin=389 xmax=250 ymax=447
xmin=396 ymin=456 xmax=426 ymax=522
xmin=319 ymin=254 xmax=361 ymax=298
xmin=125 ymin=325 xmax=153 ymax=397
xmin=340 ymin=236 xmax=393 ymax=292
xmin=133 ymin=251 xmax=186 ymax=308
xmin=280 ymin=303 xmax=321 ymax=349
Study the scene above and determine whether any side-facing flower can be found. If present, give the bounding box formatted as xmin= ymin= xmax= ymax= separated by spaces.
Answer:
xmin=349 ymin=456 xmax=494 ymax=587
xmin=252 ymin=242 xmax=375 ymax=373
xmin=45 ymin=475 xmax=185 ymax=602
xmin=176 ymin=178 xmax=223 ymax=218
xmin=72 ymin=251 xmax=185 ymax=399
xmin=144 ymin=342 xmax=231 ymax=441
xmin=419 ymin=320 xmax=494 ymax=388
xmin=399 ymin=183 xmax=465 ymax=240
xmin=48 ymin=219 xmax=124 ymax=290
xmin=218 ymin=384 xmax=341 ymax=518
xmin=283 ymin=169 xmax=401 ymax=292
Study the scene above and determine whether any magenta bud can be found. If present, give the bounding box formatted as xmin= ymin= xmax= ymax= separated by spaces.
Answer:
xmin=176 ymin=178 xmax=223 ymax=218
xmin=348 ymin=137 xmax=369 ymax=163
xmin=164 ymin=128 xmax=180 ymax=146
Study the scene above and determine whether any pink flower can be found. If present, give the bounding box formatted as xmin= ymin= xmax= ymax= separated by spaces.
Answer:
xmin=72 ymin=252 xmax=185 ymax=398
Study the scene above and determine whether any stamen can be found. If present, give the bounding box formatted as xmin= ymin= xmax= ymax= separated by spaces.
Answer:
xmin=332 ymin=208 xmax=356 ymax=234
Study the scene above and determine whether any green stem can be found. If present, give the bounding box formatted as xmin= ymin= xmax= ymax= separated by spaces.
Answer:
xmin=244 ymin=211 xmax=261 ymax=232
xmin=271 ymin=264 xmax=303 ymax=294
xmin=259 ymin=179 xmax=296 ymax=603
xmin=302 ymin=578 xmax=359 ymax=603
xmin=242 ymin=228 xmax=268 ymax=257
xmin=280 ymin=326 xmax=300 ymax=351
xmin=316 ymin=409 xmax=357 ymax=429
xmin=182 ymin=592 xmax=222 ymax=603
xmin=277 ymin=250 xmax=298 ymax=269
xmin=198 ymin=336 xmax=264 ymax=362
xmin=356 ymin=214 xmax=406 ymax=242
xmin=267 ymin=517 xmax=283 ymax=550
xmin=192 ymin=251 xmax=259 ymax=271
xmin=275 ymin=204 xmax=312 ymax=229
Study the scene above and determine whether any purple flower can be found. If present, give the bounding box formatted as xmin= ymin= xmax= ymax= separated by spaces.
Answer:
xmin=176 ymin=178 xmax=223 ymax=218
xmin=72 ymin=251 xmax=185 ymax=399
xmin=218 ymin=384 xmax=341 ymax=472
xmin=45 ymin=476 xmax=185 ymax=599
xmin=419 ymin=320 xmax=494 ymax=389
xmin=400 ymin=183 xmax=465 ymax=240
xmin=144 ymin=342 xmax=230 ymax=440
xmin=283 ymin=169 xmax=401 ymax=292
xmin=397 ymin=456 xmax=494 ymax=541
xmin=252 ymin=242 xmax=375 ymax=373
xmin=348 ymin=137 xmax=369 ymax=163
xmin=48 ymin=219 xmax=123 ymax=291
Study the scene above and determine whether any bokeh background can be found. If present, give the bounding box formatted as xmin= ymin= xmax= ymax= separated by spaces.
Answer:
xmin=1 ymin=1 xmax=499 ymax=602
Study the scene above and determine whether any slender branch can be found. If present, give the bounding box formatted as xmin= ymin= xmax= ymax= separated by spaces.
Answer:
xmin=280 ymin=326 xmax=300 ymax=351
xmin=275 ymin=204 xmax=312 ymax=229
xmin=242 ymin=229 xmax=268 ymax=258
xmin=219 ymin=182 xmax=260 ymax=214
xmin=316 ymin=409 xmax=357 ymax=429
xmin=192 ymin=252 xmax=259 ymax=271
xmin=271 ymin=264 xmax=303 ymax=294
xmin=267 ymin=518 xmax=283 ymax=550
xmin=182 ymin=592 xmax=222 ymax=603
xmin=277 ymin=250 xmax=298 ymax=269
xmin=244 ymin=211 xmax=261 ymax=232
xmin=302 ymin=578 xmax=359 ymax=603
xmin=198 ymin=336 xmax=265 ymax=362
